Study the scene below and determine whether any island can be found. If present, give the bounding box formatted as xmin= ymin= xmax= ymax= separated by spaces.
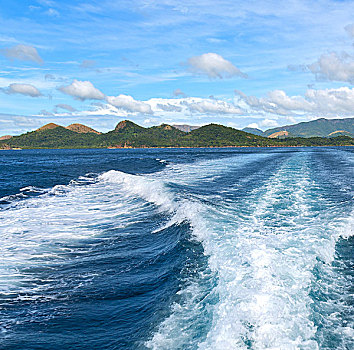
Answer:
xmin=0 ymin=120 xmax=353 ymax=149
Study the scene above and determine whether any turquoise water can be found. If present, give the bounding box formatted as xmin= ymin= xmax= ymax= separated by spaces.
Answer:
xmin=0 ymin=147 xmax=353 ymax=349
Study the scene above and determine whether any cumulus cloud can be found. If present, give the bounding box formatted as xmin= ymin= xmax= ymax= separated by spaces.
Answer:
xmin=307 ymin=52 xmax=354 ymax=84
xmin=79 ymin=95 xmax=247 ymax=122
xmin=236 ymin=87 xmax=354 ymax=117
xmin=148 ymin=96 xmax=244 ymax=116
xmin=106 ymin=94 xmax=153 ymax=114
xmin=187 ymin=53 xmax=247 ymax=79
xmin=344 ymin=23 xmax=354 ymax=38
xmin=2 ymin=83 xmax=42 ymax=97
xmin=183 ymin=98 xmax=243 ymax=114
xmin=59 ymin=80 xmax=105 ymax=101
xmin=156 ymin=103 xmax=182 ymax=112
xmin=55 ymin=104 xmax=76 ymax=112
xmin=247 ymin=123 xmax=260 ymax=129
xmin=260 ymin=119 xmax=278 ymax=128
xmin=143 ymin=117 xmax=161 ymax=125
xmin=2 ymin=44 xmax=43 ymax=64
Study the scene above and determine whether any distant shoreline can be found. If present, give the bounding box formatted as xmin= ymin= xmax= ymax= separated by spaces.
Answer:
xmin=1 ymin=120 xmax=353 ymax=149
xmin=1 ymin=144 xmax=353 ymax=151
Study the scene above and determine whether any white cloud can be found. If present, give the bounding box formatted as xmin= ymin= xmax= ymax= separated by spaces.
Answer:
xmin=2 ymin=83 xmax=42 ymax=97
xmin=226 ymin=121 xmax=239 ymax=128
xmin=247 ymin=123 xmax=260 ymax=129
xmin=59 ymin=80 xmax=105 ymax=100
xmin=156 ymin=103 xmax=182 ymax=112
xmin=143 ymin=117 xmax=161 ymax=125
xmin=307 ymin=52 xmax=354 ymax=84
xmin=144 ymin=97 xmax=244 ymax=116
xmin=304 ymin=87 xmax=354 ymax=114
xmin=183 ymin=98 xmax=242 ymax=114
xmin=106 ymin=94 xmax=153 ymax=114
xmin=2 ymin=44 xmax=43 ymax=64
xmin=237 ymin=87 xmax=354 ymax=117
xmin=285 ymin=116 xmax=297 ymax=124
xmin=69 ymin=95 xmax=247 ymax=125
xmin=260 ymin=119 xmax=278 ymax=128
xmin=236 ymin=89 xmax=308 ymax=115
xmin=187 ymin=53 xmax=247 ymax=79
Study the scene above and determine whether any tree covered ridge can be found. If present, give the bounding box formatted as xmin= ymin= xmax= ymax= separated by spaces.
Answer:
xmin=1 ymin=120 xmax=353 ymax=149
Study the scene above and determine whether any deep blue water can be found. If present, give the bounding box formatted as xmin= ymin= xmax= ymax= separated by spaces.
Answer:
xmin=0 ymin=147 xmax=353 ymax=350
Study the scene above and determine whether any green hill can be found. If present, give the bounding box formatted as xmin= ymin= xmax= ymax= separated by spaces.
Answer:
xmin=180 ymin=124 xmax=272 ymax=147
xmin=1 ymin=120 xmax=353 ymax=149
xmin=1 ymin=126 xmax=103 ymax=149
xmin=327 ymin=130 xmax=354 ymax=138
xmin=242 ymin=127 xmax=265 ymax=136
xmin=263 ymin=118 xmax=354 ymax=138
xmin=104 ymin=121 xmax=185 ymax=148
xmin=66 ymin=123 xmax=101 ymax=134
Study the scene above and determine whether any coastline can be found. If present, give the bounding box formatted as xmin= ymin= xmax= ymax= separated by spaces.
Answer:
xmin=1 ymin=144 xmax=353 ymax=151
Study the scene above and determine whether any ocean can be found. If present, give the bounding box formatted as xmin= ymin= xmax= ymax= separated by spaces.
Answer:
xmin=0 ymin=147 xmax=353 ymax=350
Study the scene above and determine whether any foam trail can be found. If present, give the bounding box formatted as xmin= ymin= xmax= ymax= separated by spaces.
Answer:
xmin=99 ymin=170 xmax=174 ymax=211
xmin=145 ymin=151 xmax=354 ymax=350
xmin=1 ymin=150 xmax=352 ymax=349
xmin=161 ymin=152 xmax=272 ymax=186
xmin=0 ymin=172 xmax=172 ymax=300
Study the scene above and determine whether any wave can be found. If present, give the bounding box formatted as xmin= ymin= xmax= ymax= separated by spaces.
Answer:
xmin=0 ymin=171 xmax=170 ymax=301
xmin=1 ymin=149 xmax=352 ymax=349
xmin=144 ymin=151 xmax=353 ymax=349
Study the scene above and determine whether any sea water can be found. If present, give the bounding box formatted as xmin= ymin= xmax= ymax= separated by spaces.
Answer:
xmin=0 ymin=147 xmax=352 ymax=349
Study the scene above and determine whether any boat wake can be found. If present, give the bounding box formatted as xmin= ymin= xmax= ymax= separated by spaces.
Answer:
xmin=0 ymin=148 xmax=353 ymax=349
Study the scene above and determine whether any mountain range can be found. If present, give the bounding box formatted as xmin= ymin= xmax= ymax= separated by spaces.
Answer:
xmin=1 ymin=119 xmax=353 ymax=150
xmin=242 ymin=118 xmax=354 ymax=138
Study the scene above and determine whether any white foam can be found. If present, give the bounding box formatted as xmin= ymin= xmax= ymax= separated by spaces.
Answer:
xmin=99 ymin=170 xmax=174 ymax=211
xmin=160 ymin=152 xmax=272 ymax=186
xmin=1 ymin=150 xmax=352 ymax=349
xmin=146 ymin=151 xmax=354 ymax=350
xmin=0 ymin=172 xmax=172 ymax=299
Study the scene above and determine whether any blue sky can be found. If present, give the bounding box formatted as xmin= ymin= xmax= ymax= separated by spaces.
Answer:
xmin=1 ymin=0 xmax=354 ymax=134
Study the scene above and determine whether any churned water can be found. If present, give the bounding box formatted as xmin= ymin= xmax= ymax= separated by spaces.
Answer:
xmin=0 ymin=147 xmax=353 ymax=350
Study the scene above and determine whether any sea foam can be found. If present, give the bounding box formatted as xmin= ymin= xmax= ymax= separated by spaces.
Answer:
xmin=142 ymin=151 xmax=353 ymax=350
xmin=1 ymin=149 xmax=352 ymax=349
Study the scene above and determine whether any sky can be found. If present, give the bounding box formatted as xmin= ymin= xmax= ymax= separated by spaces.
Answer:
xmin=0 ymin=0 xmax=354 ymax=135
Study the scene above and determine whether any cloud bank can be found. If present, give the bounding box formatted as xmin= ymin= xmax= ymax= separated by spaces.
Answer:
xmin=183 ymin=98 xmax=242 ymax=114
xmin=307 ymin=52 xmax=354 ymax=84
xmin=236 ymin=87 xmax=354 ymax=117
